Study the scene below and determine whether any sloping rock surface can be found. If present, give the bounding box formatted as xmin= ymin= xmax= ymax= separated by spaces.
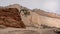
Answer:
xmin=33 ymin=9 xmax=60 ymax=19
xmin=0 ymin=8 xmax=26 ymax=28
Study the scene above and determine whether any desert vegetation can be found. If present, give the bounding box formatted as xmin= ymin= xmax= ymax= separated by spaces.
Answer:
xmin=20 ymin=8 xmax=30 ymax=17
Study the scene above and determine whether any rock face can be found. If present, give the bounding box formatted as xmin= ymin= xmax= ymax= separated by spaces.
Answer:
xmin=6 ymin=4 xmax=22 ymax=11
xmin=0 ymin=8 xmax=26 ymax=28
xmin=31 ymin=9 xmax=60 ymax=28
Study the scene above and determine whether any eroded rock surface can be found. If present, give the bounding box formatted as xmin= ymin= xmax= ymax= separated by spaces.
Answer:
xmin=0 ymin=8 xmax=26 ymax=28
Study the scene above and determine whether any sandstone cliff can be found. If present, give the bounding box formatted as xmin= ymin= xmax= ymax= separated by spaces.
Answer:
xmin=32 ymin=9 xmax=60 ymax=19
xmin=32 ymin=9 xmax=60 ymax=28
xmin=1 ymin=4 xmax=60 ymax=28
xmin=0 ymin=8 xmax=26 ymax=28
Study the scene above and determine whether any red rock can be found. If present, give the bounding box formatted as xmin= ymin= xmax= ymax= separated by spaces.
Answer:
xmin=0 ymin=8 xmax=26 ymax=28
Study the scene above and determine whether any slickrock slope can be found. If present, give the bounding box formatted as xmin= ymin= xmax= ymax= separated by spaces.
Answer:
xmin=0 ymin=8 xmax=26 ymax=28
xmin=33 ymin=9 xmax=60 ymax=19
xmin=32 ymin=9 xmax=60 ymax=28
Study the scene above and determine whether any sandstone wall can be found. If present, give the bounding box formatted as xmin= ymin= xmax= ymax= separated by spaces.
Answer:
xmin=31 ymin=12 xmax=60 ymax=28
xmin=0 ymin=8 xmax=26 ymax=28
